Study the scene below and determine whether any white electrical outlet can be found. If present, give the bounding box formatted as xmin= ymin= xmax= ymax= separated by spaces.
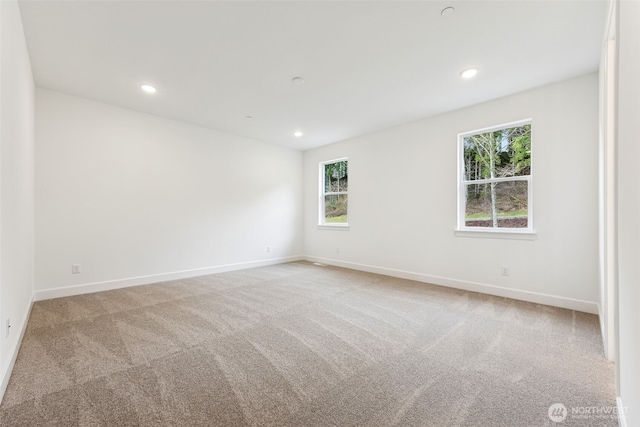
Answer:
xmin=5 ymin=318 xmax=10 ymax=338
xmin=336 ymin=248 xmax=340 ymax=254
xmin=267 ymin=246 xmax=271 ymax=253
xmin=72 ymin=264 xmax=81 ymax=274
xmin=501 ymin=266 xmax=510 ymax=276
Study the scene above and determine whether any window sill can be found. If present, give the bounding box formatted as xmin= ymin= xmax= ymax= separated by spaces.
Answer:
xmin=317 ymin=224 xmax=350 ymax=231
xmin=454 ymin=229 xmax=537 ymax=240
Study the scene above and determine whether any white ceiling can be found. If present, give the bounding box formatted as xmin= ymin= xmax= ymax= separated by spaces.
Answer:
xmin=18 ymin=0 xmax=607 ymax=151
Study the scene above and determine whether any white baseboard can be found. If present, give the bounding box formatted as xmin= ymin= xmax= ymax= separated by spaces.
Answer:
xmin=0 ymin=297 xmax=34 ymax=405
xmin=597 ymin=303 xmax=616 ymax=362
xmin=304 ymin=256 xmax=599 ymax=314
xmin=617 ymin=397 xmax=627 ymax=427
xmin=598 ymin=302 xmax=605 ymax=334
xmin=598 ymin=303 xmax=607 ymax=354
xmin=34 ymin=255 xmax=303 ymax=301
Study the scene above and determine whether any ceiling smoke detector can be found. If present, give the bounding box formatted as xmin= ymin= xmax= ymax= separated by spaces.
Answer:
xmin=441 ymin=7 xmax=455 ymax=17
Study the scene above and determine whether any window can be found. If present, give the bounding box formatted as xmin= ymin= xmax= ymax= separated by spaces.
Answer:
xmin=458 ymin=120 xmax=532 ymax=232
xmin=319 ymin=158 xmax=348 ymax=226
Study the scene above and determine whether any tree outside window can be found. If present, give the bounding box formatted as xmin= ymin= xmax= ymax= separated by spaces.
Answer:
xmin=320 ymin=159 xmax=348 ymax=225
xmin=459 ymin=121 xmax=532 ymax=230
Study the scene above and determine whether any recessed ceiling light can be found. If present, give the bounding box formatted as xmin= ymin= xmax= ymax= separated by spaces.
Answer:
xmin=294 ymin=131 xmax=303 ymax=138
xmin=140 ymin=84 xmax=157 ymax=93
xmin=441 ymin=7 xmax=455 ymax=17
xmin=460 ymin=68 xmax=478 ymax=79
xmin=292 ymin=77 xmax=305 ymax=85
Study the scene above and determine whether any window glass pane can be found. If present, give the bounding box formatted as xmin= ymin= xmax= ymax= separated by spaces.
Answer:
xmin=324 ymin=194 xmax=348 ymax=223
xmin=463 ymin=124 xmax=531 ymax=181
xmin=465 ymin=181 xmax=528 ymax=228
xmin=324 ymin=161 xmax=348 ymax=193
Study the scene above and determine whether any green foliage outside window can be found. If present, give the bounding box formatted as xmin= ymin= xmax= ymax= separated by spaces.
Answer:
xmin=323 ymin=160 xmax=348 ymax=224
xmin=463 ymin=124 xmax=531 ymax=229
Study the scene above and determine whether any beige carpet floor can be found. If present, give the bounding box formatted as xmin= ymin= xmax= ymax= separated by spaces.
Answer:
xmin=0 ymin=262 xmax=616 ymax=426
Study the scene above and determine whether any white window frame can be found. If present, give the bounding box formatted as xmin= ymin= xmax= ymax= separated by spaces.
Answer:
xmin=456 ymin=119 xmax=535 ymax=239
xmin=319 ymin=157 xmax=349 ymax=229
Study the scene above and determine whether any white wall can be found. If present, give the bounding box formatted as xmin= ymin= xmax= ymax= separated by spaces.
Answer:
xmin=598 ymin=1 xmax=617 ymax=362
xmin=0 ymin=0 xmax=35 ymax=397
xmin=303 ymin=74 xmax=599 ymax=313
xmin=35 ymin=89 xmax=302 ymax=296
xmin=615 ymin=0 xmax=640 ymax=424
